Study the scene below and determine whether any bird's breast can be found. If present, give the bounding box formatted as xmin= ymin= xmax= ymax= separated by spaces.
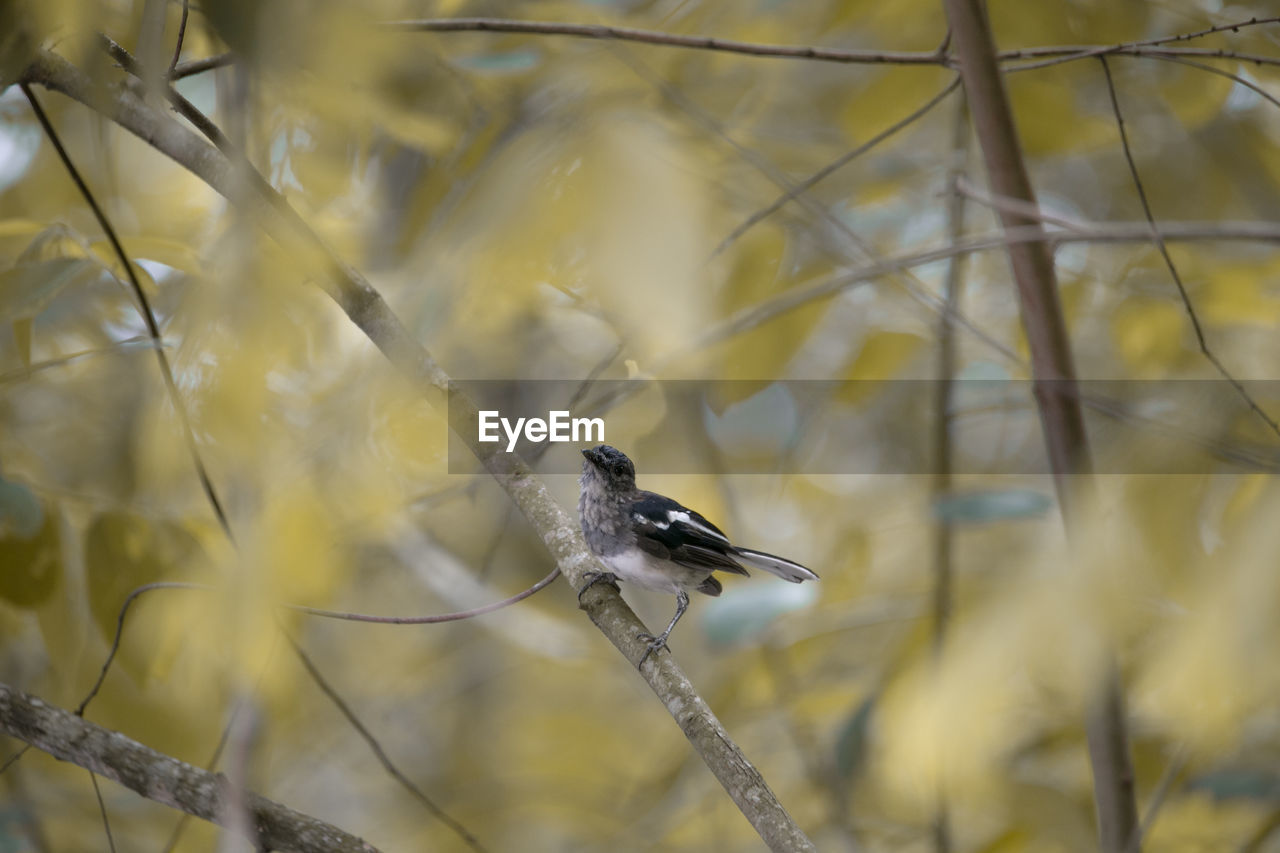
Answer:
xmin=601 ymin=549 xmax=710 ymax=595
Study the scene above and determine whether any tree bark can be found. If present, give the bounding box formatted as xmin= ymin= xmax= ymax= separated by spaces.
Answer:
xmin=0 ymin=682 xmax=378 ymax=852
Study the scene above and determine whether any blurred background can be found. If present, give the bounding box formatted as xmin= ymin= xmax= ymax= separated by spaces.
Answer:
xmin=3 ymin=0 xmax=1280 ymax=850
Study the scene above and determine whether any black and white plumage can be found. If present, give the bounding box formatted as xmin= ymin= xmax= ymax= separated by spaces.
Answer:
xmin=578 ymin=444 xmax=819 ymax=664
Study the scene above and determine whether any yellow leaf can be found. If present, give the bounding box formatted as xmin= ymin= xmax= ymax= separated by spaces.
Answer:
xmin=1110 ymin=296 xmax=1187 ymax=374
xmin=84 ymin=511 xmax=208 ymax=682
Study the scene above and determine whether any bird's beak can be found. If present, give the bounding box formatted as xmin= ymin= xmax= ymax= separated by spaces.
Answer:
xmin=581 ymin=447 xmax=602 ymax=465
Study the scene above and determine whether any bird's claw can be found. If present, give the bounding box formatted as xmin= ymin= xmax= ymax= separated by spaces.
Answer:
xmin=636 ymin=632 xmax=670 ymax=667
xmin=577 ymin=571 xmax=620 ymax=603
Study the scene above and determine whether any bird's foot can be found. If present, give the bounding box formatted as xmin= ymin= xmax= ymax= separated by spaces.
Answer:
xmin=577 ymin=571 xmax=620 ymax=603
xmin=636 ymin=631 xmax=670 ymax=667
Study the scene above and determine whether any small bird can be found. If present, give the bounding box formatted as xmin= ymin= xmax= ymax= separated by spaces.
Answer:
xmin=578 ymin=444 xmax=818 ymax=664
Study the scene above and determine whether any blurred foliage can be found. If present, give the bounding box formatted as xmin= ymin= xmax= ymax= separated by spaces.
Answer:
xmin=3 ymin=0 xmax=1280 ymax=851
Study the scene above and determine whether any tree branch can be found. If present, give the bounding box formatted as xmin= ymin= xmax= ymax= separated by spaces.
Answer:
xmin=387 ymin=17 xmax=947 ymax=66
xmin=18 ymin=48 xmax=815 ymax=853
xmin=0 ymin=682 xmax=378 ymax=853
xmin=940 ymin=1 xmax=1137 ymax=850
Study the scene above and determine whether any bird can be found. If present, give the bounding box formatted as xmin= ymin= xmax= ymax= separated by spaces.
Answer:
xmin=577 ymin=444 xmax=818 ymax=665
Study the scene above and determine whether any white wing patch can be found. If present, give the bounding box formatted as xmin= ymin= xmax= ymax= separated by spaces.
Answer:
xmin=668 ymin=510 xmax=730 ymax=544
xmin=635 ymin=512 xmax=669 ymax=529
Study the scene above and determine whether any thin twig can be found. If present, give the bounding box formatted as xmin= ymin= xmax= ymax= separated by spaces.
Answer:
xmin=1145 ymin=53 xmax=1280 ymax=112
xmin=996 ymin=16 xmax=1280 ymax=70
xmin=387 ymin=18 xmax=948 ymax=66
xmin=0 ymin=746 xmax=31 ymax=775
xmin=88 ymin=771 xmax=117 ymax=853
xmin=286 ymin=636 xmax=487 ymax=853
xmin=1099 ymin=56 xmax=1280 ymax=439
xmin=1126 ymin=746 xmax=1186 ymax=853
xmin=75 ymin=582 xmax=213 ymax=716
xmin=713 ymin=76 xmax=962 ymax=257
xmin=1001 ymin=44 xmax=1280 ymax=72
xmin=18 ymin=83 xmax=234 ymax=542
xmin=287 ymin=566 xmax=561 ymax=623
xmin=171 ymin=15 xmax=1280 ymax=82
xmin=169 ymin=0 xmax=190 ymax=74
xmin=170 ymin=52 xmax=233 ymax=79
xmin=76 ymin=569 xmax=564 ymax=723
xmin=387 ymin=16 xmax=1280 ymax=70
xmin=0 ymin=339 xmax=170 ymax=386
xmin=953 ymin=177 xmax=1092 ymax=231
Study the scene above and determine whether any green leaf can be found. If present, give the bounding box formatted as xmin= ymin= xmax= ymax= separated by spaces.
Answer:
xmin=455 ymin=50 xmax=541 ymax=74
xmin=0 ymin=257 xmax=98 ymax=321
xmin=0 ymin=478 xmax=43 ymax=538
xmin=1187 ymin=769 xmax=1280 ymax=802
xmin=0 ymin=496 xmax=60 ymax=608
xmin=834 ymin=695 xmax=876 ymax=781
xmin=701 ymin=579 xmax=818 ymax=647
xmin=933 ymin=489 xmax=1053 ymax=524
xmin=704 ymin=383 xmax=799 ymax=458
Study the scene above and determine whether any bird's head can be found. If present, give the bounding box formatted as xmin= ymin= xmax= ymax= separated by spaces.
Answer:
xmin=581 ymin=445 xmax=636 ymax=491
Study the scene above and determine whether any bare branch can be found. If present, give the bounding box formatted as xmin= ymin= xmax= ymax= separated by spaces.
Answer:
xmin=1145 ymin=53 xmax=1280 ymax=112
xmin=0 ymin=682 xmax=379 ymax=852
xmin=170 ymin=52 xmax=233 ymax=79
xmin=1001 ymin=44 xmax=1280 ymax=72
xmin=88 ymin=770 xmax=117 ymax=852
xmin=1099 ymin=56 xmax=1280 ymax=439
xmin=387 ymin=17 xmax=948 ymax=66
xmin=385 ymin=16 xmax=1280 ymax=70
xmin=170 ymin=15 xmax=1280 ymax=83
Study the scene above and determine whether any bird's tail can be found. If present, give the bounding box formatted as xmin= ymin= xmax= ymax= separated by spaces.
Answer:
xmin=732 ymin=548 xmax=819 ymax=583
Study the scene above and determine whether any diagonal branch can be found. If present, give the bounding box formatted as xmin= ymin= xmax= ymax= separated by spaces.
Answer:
xmin=0 ymin=682 xmax=379 ymax=853
xmin=19 ymin=48 xmax=815 ymax=853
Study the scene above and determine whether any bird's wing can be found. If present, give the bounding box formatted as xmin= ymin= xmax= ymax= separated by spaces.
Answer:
xmin=630 ymin=492 xmax=750 ymax=576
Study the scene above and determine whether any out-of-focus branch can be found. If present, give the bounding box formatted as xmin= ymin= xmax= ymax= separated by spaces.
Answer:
xmin=712 ymin=76 xmax=962 ymax=256
xmin=19 ymin=48 xmax=815 ymax=853
xmin=940 ymin=2 xmax=1137 ymax=851
xmin=0 ymin=682 xmax=378 ymax=853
